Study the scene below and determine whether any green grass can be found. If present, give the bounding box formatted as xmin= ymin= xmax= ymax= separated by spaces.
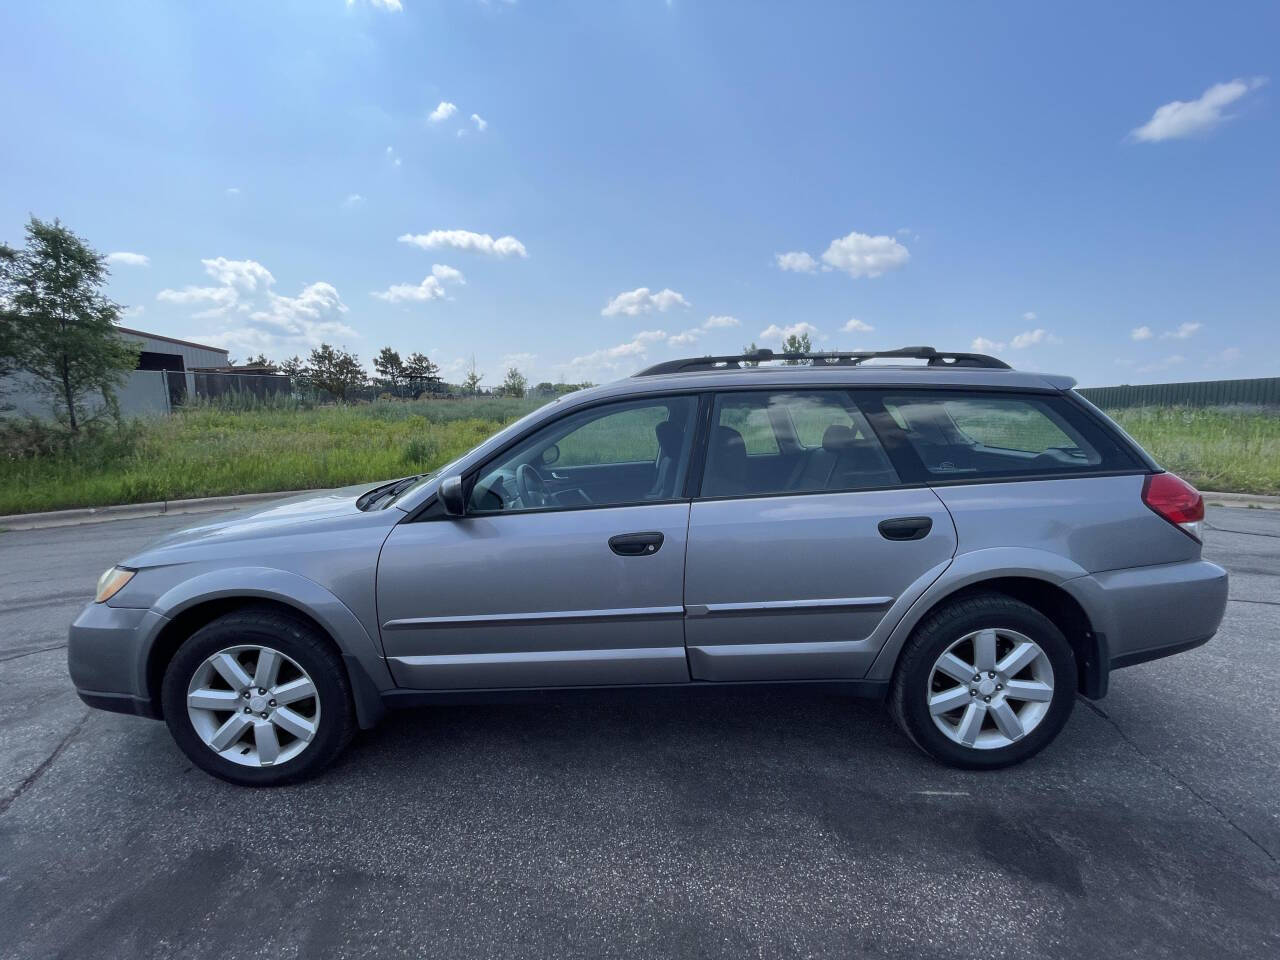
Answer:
xmin=1 ymin=398 xmax=1277 ymax=515
xmin=1109 ymin=406 xmax=1280 ymax=496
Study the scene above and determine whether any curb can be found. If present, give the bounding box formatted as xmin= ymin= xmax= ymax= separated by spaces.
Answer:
xmin=1201 ymin=491 xmax=1280 ymax=511
xmin=3 ymin=486 xmax=1277 ymax=533
xmin=0 ymin=489 xmax=325 ymax=532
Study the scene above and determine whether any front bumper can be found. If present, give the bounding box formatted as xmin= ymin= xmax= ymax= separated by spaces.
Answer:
xmin=67 ymin=602 xmax=168 ymax=719
xmin=1069 ymin=558 xmax=1229 ymax=671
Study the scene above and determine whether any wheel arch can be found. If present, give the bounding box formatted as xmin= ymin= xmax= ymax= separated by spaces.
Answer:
xmin=868 ymin=550 xmax=1108 ymax=698
xmin=140 ymin=569 xmax=392 ymax=728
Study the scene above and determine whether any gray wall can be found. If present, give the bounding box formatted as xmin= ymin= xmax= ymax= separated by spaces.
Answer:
xmin=1 ymin=370 xmax=174 ymax=420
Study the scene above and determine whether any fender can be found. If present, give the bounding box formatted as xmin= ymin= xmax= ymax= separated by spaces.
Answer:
xmin=134 ymin=566 xmax=395 ymax=698
xmin=864 ymin=546 xmax=1090 ymax=682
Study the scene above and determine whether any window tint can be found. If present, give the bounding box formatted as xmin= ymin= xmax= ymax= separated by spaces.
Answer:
xmin=881 ymin=392 xmax=1130 ymax=479
xmin=701 ymin=391 xmax=897 ymax=498
xmin=468 ymin=396 xmax=697 ymax=513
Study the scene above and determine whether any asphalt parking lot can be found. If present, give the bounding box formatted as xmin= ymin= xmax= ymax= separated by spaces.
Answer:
xmin=1 ymin=506 xmax=1277 ymax=959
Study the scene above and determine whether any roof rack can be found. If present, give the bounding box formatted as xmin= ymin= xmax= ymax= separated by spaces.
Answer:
xmin=633 ymin=345 xmax=1011 ymax=377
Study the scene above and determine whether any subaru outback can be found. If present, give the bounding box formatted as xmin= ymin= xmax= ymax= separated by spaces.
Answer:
xmin=68 ymin=346 xmax=1228 ymax=785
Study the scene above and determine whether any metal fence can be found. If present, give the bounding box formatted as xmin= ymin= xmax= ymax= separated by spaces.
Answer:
xmin=1077 ymin=376 xmax=1280 ymax=409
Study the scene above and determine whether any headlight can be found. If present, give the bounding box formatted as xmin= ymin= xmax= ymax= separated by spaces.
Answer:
xmin=95 ymin=566 xmax=136 ymax=604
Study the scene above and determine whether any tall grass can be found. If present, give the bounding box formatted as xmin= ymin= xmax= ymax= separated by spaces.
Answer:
xmin=1 ymin=399 xmax=1276 ymax=515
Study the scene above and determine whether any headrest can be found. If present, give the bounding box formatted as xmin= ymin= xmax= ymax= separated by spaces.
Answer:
xmin=822 ymin=424 xmax=855 ymax=453
xmin=654 ymin=420 xmax=683 ymax=455
xmin=712 ymin=425 xmax=746 ymax=451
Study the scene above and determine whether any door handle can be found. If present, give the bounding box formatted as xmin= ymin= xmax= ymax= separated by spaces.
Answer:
xmin=878 ymin=516 xmax=933 ymax=541
xmin=609 ymin=531 xmax=665 ymax=557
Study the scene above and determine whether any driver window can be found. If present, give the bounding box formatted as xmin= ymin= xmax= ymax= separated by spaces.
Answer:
xmin=467 ymin=396 xmax=698 ymax=514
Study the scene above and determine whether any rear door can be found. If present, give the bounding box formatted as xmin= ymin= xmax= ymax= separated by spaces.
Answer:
xmin=683 ymin=389 xmax=956 ymax=681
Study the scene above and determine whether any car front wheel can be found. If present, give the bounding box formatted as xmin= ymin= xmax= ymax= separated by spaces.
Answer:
xmin=160 ymin=608 xmax=355 ymax=786
xmin=889 ymin=593 xmax=1077 ymax=770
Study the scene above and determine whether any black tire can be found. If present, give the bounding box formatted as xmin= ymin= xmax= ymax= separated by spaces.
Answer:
xmin=161 ymin=607 xmax=356 ymax=787
xmin=889 ymin=593 xmax=1076 ymax=770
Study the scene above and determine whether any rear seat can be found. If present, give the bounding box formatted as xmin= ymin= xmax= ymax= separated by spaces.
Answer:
xmin=786 ymin=424 xmax=898 ymax=491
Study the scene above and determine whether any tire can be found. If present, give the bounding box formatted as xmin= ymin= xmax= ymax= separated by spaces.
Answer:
xmin=889 ymin=593 xmax=1076 ymax=770
xmin=161 ymin=607 xmax=356 ymax=786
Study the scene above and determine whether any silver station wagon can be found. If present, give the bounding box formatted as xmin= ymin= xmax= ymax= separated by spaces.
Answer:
xmin=69 ymin=346 xmax=1228 ymax=785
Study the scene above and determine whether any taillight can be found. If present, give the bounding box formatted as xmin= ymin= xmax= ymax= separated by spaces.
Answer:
xmin=1142 ymin=472 xmax=1204 ymax=541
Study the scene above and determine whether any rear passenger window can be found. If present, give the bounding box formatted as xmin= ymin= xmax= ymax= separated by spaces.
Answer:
xmin=882 ymin=393 xmax=1131 ymax=479
xmin=701 ymin=391 xmax=898 ymax=498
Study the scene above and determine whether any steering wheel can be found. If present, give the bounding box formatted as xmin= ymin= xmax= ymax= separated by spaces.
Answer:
xmin=515 ymin=463 xmax=550 ymax=508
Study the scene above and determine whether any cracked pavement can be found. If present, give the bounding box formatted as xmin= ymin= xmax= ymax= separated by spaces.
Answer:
xmin=0 ymin=507 xmax=1277 ymax=958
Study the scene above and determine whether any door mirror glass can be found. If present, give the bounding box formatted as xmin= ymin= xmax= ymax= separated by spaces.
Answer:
xmin=539 ymin=443 xmax=560 ymax=467
xmin=438 ymin=475 xmax=466 ymax=517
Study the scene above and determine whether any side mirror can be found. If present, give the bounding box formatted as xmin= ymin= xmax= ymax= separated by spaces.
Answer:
xmin=438 ymin=475 xmax=466 ymax=517
xmin=539 ymin=443 xmax=561 ymax=467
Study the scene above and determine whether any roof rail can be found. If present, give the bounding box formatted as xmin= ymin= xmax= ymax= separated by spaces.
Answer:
xmin=633 ymin=345 xmax=1011 ymax=377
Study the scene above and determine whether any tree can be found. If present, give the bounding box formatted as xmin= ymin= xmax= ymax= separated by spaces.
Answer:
xmin=782 ymin=331 xmax=812 ymax=364
xmin=373 ymin=347 xmax=405 ymax=395
xmin=741 ymin=341 xmax=761 ymax=367
xmin=1 ymin=217 xmax=139 ymax=432
xmin=243 ymin=353 xmax=274 ymax=369
xmin=403 ymin=351 xmax=441 ymax=396
xmin=0 ymin=243 xmax=20 ymax=379
xmin=500 ymin=366 xmax=528 ymax=398
xmin=462 ymin=354 xmax=483 ymax=395
xmin=307 ymin=343 xmax=366 ymax=402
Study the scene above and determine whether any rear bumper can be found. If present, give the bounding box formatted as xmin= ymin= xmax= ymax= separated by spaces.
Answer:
xmin=67 ymin=602 xmax=168 ymax=718
xmin=1068 ymin=559 xmax=1228 ymax=671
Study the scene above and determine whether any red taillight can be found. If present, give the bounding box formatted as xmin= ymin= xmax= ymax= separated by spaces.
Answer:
xmin=1142 ymin=472 xmax=1204 ymax=541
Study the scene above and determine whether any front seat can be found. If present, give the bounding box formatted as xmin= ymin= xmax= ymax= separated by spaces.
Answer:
xmin=702 ymin=425 xmax=749 ymax=497
xmin=645 ymin=420 xmax=685 ymax=499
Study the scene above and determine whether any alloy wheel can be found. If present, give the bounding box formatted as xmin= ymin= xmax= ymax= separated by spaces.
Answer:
xmin=926 ymin=627 xmax=1054 ymax=750
xmin=186 ymin=644 xmax=321 ymax=767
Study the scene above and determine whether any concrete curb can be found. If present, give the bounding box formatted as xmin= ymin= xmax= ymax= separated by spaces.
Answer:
xmin=3 ymin=486 xmax=1278 ymax=533
xmin=0 ymin=489 xmax=324 ymax=532
xmin=1202 ymin=491 xmax=1280 ymax=511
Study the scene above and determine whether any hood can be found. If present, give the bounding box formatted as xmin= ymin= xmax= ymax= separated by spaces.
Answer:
xmin=127 ymin=481 xmax=401 ymax=561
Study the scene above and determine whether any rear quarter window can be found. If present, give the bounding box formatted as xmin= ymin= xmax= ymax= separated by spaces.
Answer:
xmin=878 ymin=391 xmax=1139 ymax=481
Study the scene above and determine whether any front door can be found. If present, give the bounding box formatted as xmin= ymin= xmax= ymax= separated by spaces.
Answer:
xmin=683 ymin=389 xmax=956 ymax=681
xmin=377 ymin=394 xmax=700 ymax=689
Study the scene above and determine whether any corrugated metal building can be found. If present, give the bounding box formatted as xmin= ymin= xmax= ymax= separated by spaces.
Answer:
xmin=1 ymin=326 xmax=230 ymax=420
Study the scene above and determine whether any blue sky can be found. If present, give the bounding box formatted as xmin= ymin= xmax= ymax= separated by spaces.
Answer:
xmin=1 ymin=0 xmax=1276 ymax=387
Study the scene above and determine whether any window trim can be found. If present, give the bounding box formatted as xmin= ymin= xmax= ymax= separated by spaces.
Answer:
xmin=695 ymin=387 xmax=900 ymax=501
xmin=453 ymin=391 xmax=705 ymax=520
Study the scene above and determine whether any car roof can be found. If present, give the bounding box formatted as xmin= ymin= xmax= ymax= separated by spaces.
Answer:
xmin=569 ymin=364 xmax=1077 ymax=406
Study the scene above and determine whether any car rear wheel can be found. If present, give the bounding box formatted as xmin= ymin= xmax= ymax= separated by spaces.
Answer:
xmin=161 ymin=608 xmax=355 ymax=786
xmin=889 ymin=593 xmax=1077 ymax=769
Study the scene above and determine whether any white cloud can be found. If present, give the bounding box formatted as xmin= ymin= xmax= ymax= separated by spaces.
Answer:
xmin=347 ymin=0 xmax=403 ymax=10
xmin=501 ymin=352 xmax=536 ymax=368
xmin=970 ymin=337 xmax=1006 ymax=353
xmin=1163 ymin=321 xmax=1202 ymax=339
xmin=667 ymin=329 xmax=701 ymax=346
xmin=471 ymin=113 xmax=488 ymax=132
xmin=821 ymin=230 xmax=910 ymax=278
xmin=1022 ymin=312 xmax=1037 ymax=322
xmin=703 ymin=314 xmax=740 ymax=329
xmin=373 ymin=264 xmax=465 ymax=303
xmin=225 ymin=187 xmax=241 ymax=196
xmin=775 ymin=251 xmax=818 ymax=273
xmin=342 ymin=193 xmax=365 ymax=208
xmin=122 ymin=305 xmax=145 ymax=318
xmin=398 ymin=229 xmax=528 ymax=258
xmin=429 ymin=101 xmax=458 ymax=123
xmin=107 ymin=251 xmax=149 ymax=267
xmin=601 ymin=287 xmax=689 ymax=317
xmin=1010 ymin=328 xmax=1061 ymax=349
xmin=1207 ymin=347 xmax=1241 ymax=367
xmin=760 ymin=321 xmax=820 ymax=342
xmin=386 ymin=146 xmax=401 ymax=167
xmin=430 ymin=263 xmax=465 ymax=284
xmin=201 ymin=257 xmax=275 ymax=292
xmin=842 ymin=317 xmax=874 ymax=333
xmin=569 ymin=330 xmax=667 ymax=372
xmin=157 ymin=285 xmax=240 ymax=308
xmin=1131 ymin=77 xmax=1268 ymax=142
xmin=1131 ymin=325 xmax=1154 ymax=341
